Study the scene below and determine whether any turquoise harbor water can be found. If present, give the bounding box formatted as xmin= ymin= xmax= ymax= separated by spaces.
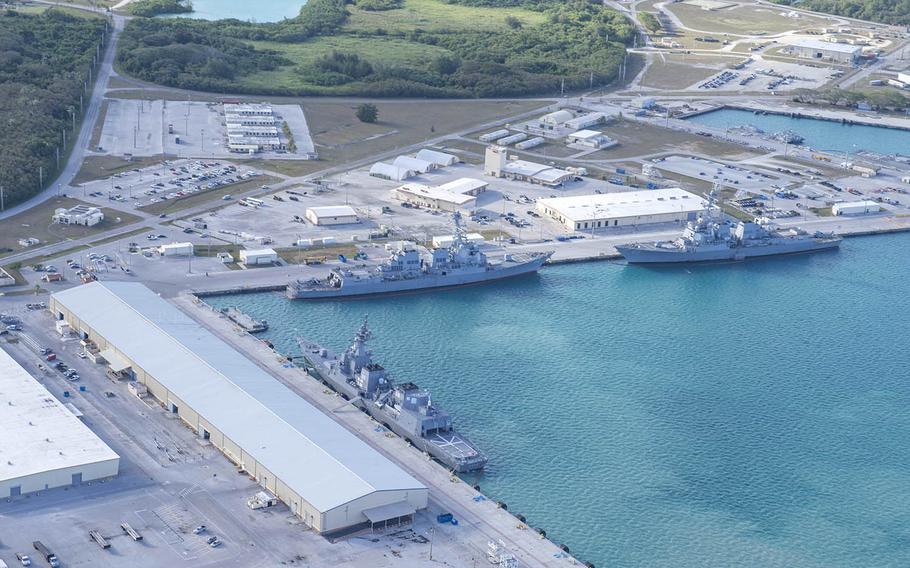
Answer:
xmin=169 ymin=0 xmax=304 ymax=22
xmin=207 ymin=234 xmax=910 ymax=568
xmin=685 ymin=108 xmax=910 ymax=155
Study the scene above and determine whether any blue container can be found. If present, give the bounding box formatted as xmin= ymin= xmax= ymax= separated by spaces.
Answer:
xmin=63 ymin=391 xmax=70 ymax=398
xmin=79 ymin=385 xmax=86 ymax=392
xmin=436 ymin=513 xmax=453 ymax=524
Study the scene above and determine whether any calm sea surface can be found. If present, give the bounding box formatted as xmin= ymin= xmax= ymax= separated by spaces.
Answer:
xmin=168 ymin=0 xmax=305 ymax=22
xmin=207 ymin=233 xmax=910 ymax=567
xmin=685 ymin=108 xmax=910 ymax=155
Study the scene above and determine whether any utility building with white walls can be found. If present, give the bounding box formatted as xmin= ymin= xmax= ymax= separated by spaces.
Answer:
xmin=53 ymin=205 xmax=104 ymax=227
xmin=305 ymin=205 xmax=359 ymax=226
xmin=240 ymin=248 xmax=278 ymax=265
xmin=0 ymin=348 xmax=120 ymax=498
xmin=537 ymin=188 xmax=705 ymax=231
xmin=49 ymin=282 xmax=428 ymax=534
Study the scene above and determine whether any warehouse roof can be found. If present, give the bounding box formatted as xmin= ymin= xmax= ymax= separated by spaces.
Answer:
xmin=370 ymin=162 xmax=413 ymax=181
xmin=393 ymin=156 xmax=435 ymax=173
xmin=306 ymin=205 xmax=358 ymax=218
xmin=51 ymin=282 xmax=425 ymax=512
xmin=539 ymin=109 xmax=574 ymax=124
xmin=538 ymin=188 xmax=705 ymax=221
xmin=0 ymin=348 xmax=119 ymax=483
xmin=789 ymin=38 xmax=862 ymax=54
xmin=415 ymin=149 xmax=458 ymax=166
xmin=396 ymin=183 xmax=477 ymax=206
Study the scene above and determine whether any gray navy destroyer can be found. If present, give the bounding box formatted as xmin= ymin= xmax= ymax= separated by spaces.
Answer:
xmin=287 ymin=212 xmax=552 ymax=299
xmin=298 ymin=319 xmax=487 ymax=472
xmin=616 ymin=188 xmax=841 ymax=263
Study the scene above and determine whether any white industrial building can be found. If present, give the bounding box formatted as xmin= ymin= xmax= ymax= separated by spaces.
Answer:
xmin=832 ymin=200 xmax=879 ymax=215
xmin=370 ymin=162 xmax=414 ymax=181
xmin=49 ymin=282 xmax=428 ymax=534
xmin=537 ymin=109 xmax=575 ymax=129
xmin=566 ymin=130 xmax=614 ymax=149
xmin=0 ymin=348 xmax=119 ymax=498
xmin=223 ymin=103 xmax=284 ymax=153
xmin=53 ymin=205 xmax=104 ymax=227
xmin=305 ymin=205 xmax=359 ymax=226
xmin=537 ymin=188 xmax=705 ymax=231
xmin=159 ymin=242 xmax=194 ymax=256
xmin=786 ymin=39 xmax=862 ymax=64
xmin=240 ymin=248 xmax=278 ymax=265
xmin=484 ymin=145 xmax=573 ymax=187
xmin=393 ymin=156 xmax=436 ymax=174
xmin=564 ymin=112 xmax=609 ymax=131
xmin=415 ymin=149 xmax=458 ymax=167
xmin=394 ymin=178 xmax=487 ymax=211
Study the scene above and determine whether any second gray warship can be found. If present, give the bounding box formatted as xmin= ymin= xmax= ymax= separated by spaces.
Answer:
xmin=616 ymin=187 xmax=841 ymax=263
xmin=287 ymin=212 xmax=552 ymax=299
xmin=298 ymin=319 xmax=487 ymax=472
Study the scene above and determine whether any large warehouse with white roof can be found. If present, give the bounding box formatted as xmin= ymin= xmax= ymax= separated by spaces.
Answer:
xmin=0 ymin=348 xmax=119 ymax=498
xmin=537 ymin=188 xmax=706 ymax=231
xmin=49 ymin=282 xmax=428 ymax=534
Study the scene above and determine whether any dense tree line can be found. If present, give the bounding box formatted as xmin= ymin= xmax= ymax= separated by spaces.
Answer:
xmin=0 ymin=10 xmax=105 ymax=207
xmin=772 ymin=0 xmax=910 ymax=25
xmin=126 ymin=0 xmax=193 ymax=17
xmin=116 ymin=0 xmax=633 ymax=98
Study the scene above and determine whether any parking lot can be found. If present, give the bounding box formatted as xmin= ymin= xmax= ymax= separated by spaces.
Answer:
xmin=97 ymin=100 xmax=315 ymax=160
xmin=74 ymin=158 xmax=266 ymax=212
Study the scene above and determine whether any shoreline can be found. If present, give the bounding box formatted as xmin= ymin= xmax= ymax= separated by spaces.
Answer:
xmin=684 ymin=103 xmax=910 ymax=134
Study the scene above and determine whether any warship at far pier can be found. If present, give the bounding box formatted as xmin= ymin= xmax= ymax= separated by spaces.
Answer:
xmin=299 ymin=318 xmax=487 ymax=472
xmin=616 ymin=186 xmax=841 ymax=263
xmin=287 ymin=211 xmax=552 ymax=299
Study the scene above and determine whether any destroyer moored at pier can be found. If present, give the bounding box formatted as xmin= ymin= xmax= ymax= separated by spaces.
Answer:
xmin=616 ymin=187 xmax=841 ymax=263
xmin=287 ymin=212 xmax=552 ymax=299
xmin=298 ymin=319 xmax=487 ymax=472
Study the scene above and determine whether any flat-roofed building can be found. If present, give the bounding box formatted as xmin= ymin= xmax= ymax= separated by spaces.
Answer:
xmin=159 ymin=242 xmax=194 ymax=256
xmin=394 ymin=179 xmax=480 ymax=211
xmin=566 ymin=130 xmax=614 ymax=149
xmin=239 ymin=248 xmax=278 ymax=265
xmin=484 ymin=145 xmax=574 ymax=187
xmin=49 ymin=282 xmax=428 ymax=534
xmin=305 ymin=205 xmax=359 ymax=226
xmin=786 ymin=39 xmax=862 ymax=63
xmin=0 ymin=348 xmax=119 ymax=498
xmin=537 ymin=188 xmax=705 ymax=231
xmin=53 ymin=205 xmax=104 ymax=227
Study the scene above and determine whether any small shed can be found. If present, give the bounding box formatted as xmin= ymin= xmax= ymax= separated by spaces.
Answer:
xmin=159 ymin=242 xmax=194 ymax=257
xmin=240 ymin=248 xmax=279 ymax=265
xmin=305 ymin=206 xmax=359 ymax=226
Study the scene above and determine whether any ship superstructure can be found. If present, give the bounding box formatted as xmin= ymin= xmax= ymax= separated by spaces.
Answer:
xmin=616 ymin=186 xmax=841 ymax=263
xmin=288 ymin=212 xmax=551 ymax=299
xmin=298 ymin=319 xmax=487 ymax=472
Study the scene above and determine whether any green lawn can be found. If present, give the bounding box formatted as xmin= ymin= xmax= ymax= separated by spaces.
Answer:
xmin=244 ymin=36 xmax=453 ymax=90
xmin=345 ymin=0 xmax=546 ymax=33
xmin=668 ymin=3 xmax=827 ymax=35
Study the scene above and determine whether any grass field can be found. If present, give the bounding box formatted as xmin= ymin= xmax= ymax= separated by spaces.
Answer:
xmin=641 ymin=54 xmax=732 ymax=89
xmin=345 ymin=0 xmax=546 ymax=33
xmin=601 ymin=120 xmax=764 ymax=160
xmin=302 ymin=99 xmax=545 ymax=162
xmin=237 ymin=0 xmax=552 ymax=92
xmin=0 ymin=197 xmax=141 ymax=259
xmin=243 ymin=36 xmax=453 ymax=91
xmin=73 ymin=155 xmax=166 ymax=185
xmin=668 ymin=3 xmax=827 ymax=35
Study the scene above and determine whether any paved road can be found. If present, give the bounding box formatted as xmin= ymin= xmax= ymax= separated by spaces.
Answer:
xmin=0 ymin=4 xmax=125 ymax=221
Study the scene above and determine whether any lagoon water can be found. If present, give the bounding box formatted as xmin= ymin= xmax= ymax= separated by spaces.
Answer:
xmin=686 ymin=108 xmax=910 ymax=155
xmin=172 ymin=0 xmax=304 ymax=22
xmin=207 ymin=234 xmax=910 ymax=567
